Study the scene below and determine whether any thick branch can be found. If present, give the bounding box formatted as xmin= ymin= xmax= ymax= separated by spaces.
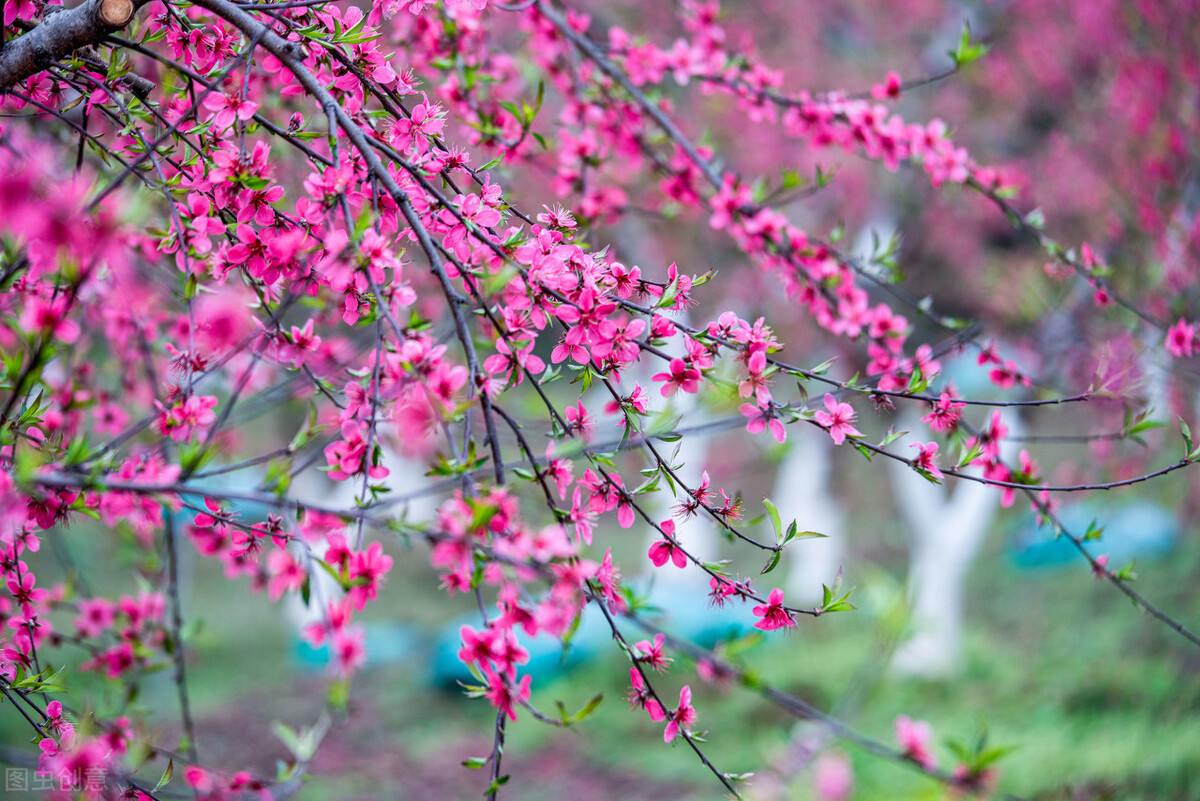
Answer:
xmin=0 ymin=0 xmax=144 ymax=91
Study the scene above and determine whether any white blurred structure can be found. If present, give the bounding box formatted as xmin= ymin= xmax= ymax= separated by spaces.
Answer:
xmin=643 ymin=387 xmax=722 ymax=589
xmin=284 ymin=429 xmax=441 ymax=636
xmin=780 ymin=429 xmax=848 ymax=605
xmin=886 ymin=408 xmax=1023 ymax=677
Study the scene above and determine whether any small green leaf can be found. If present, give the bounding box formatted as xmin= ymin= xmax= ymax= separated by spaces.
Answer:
xmin=1126 ymin=418 xmax=1163 ymax=437
xmin=1113 ymin=560 xmax=1137 ymax=581
xmin=780 ymin=168 xmax=804 ymax=191
xmin=762 ymin=497 xmax=783 ymax=543
xmin=154 ymin=760 xmax=174 ymax=792
xmin=879 ymin=427 xmax=907 ymax=447
xmin=949 ymin=20 xmax=991 ymax=67
xmin=563 ymin=693 xmax=604 ymax=724
xmin=808 ymin=357 xmax=836 ymax=376
xmin=819 ymin=586 xmax=856 ymax=615
xmin=790 ymin=530 xmax=827 ymax=541
xmin=956 ymin=439 xmax=985 ymax=469
xmin=655 ymin=272 xmax=680 ymax=309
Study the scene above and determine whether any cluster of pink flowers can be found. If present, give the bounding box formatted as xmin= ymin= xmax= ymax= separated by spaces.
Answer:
xmin=77 ymin=592 xmax=167 ymax=679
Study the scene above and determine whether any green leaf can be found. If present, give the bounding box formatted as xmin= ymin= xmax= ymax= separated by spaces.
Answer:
xmin=976 ymin=744 xmax=1019 ymax=769
xmin=498 ymin=100 xmax=520 ymax=120
xmin=559 ymin=610 xmax=583 ymax=662
xmin=807 ymin=357 xmax=836 ymax=376
xmin=949 ymin=20 xmax=990 ymax=67
xmin=462 ymin=757 xmax=488 ymax=769
xmin=762 ymin=497 xmax=783 ymax=543
xmin=789 ymin=530 xmax=827 ymax=541
xmin=956 ymin=439 xmax=984 ymax=469
xmin=724 ymin=772 xmax=756 ymax=783
xmin=780 ymin=168 xmax=804 ymax=191
xmin=760 ymin=549 xmax=782 ymax=575
xmin=829 ymin=566 xmax=844 ymax=596
xmin=815 ymin=164 xmax=835 ymax=188
xmin=1122 ymin=409 xmax=1164 ymax=446
xmin=484 ymin=776 xmax=510 ymax=795
xmin=819 ymin=585 xmax=856 ymax=615
xmin=655 ymin=271 xmax=680 ymax=309
xmin=561 ymin=693 xmax=604 ymax=724
xmin=154 ymin=760 xmax=174 ymax=792
xmin=1113 ymin=560 xmax=1137 ymax=581
xmin=1126 ymin=418 xmax=1163 ymax=437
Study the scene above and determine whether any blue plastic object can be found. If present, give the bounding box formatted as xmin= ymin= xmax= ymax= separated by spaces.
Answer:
xmin=292 ymin=622 xmax=423 ymax=671
xmin=428 ymin=581 xmax=755 ymax=687
xmin=1010 ymin=500 xmax=1177 ymax=570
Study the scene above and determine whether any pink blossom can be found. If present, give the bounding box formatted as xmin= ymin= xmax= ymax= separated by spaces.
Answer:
xmin=633 ymin=633 xmax=672 ymax=672
xmin=648 ymin=520 xmax=687 ymax=569
xmin=922 ymin=393 xmax=965 ymax=433
xmin=1166 ymin=318 xmax=1195 ymax=358
xmin=895 ymin=715 xmax=937 ymax=770
xmin=203 ymin=91 xmax=260 ymax=130
xmin=910 ymin=441 xmax=943 ymax=479
xmin=663 ymin=685 xmax=697 ymax=743
xmin=740 ymin=402 xmax=786 ymax=442
xmin=332 ymin=627 xmax=367 ymax=676
xmin=752 ymin=587 xmax=795 ymax=631
xmin=19 ymin=295 xmax=79 ymax=343
xmin=627 ymin=667 xmax=664 ymax=721
xmin=871 ymin=71 xmax=902 ymax=100
xmin=593 ymin=549 xmax=627 ymax=613
xmin=652 ymin=357 xmax=701 ymax=396
xmin=155 ymin=395 xmax=218 ymax=443
xmin=814 ymin=751 xmax=854 ymax=801
xmin=813 ymin=394 xmax=862 ymax=445
xmin=483 ymin=669 xmax=532 ymax=722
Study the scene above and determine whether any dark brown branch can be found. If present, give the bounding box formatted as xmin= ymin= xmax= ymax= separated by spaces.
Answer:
xmin=0 ymin=0 xmax=147 ymax=91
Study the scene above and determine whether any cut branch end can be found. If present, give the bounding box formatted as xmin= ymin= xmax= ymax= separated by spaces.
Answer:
xmin=98 ymin=0 xmax=135 ymax=27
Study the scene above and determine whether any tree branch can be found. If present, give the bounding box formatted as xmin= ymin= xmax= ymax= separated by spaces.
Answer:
xmin=0 ymin=0 xmax=144 ymax=92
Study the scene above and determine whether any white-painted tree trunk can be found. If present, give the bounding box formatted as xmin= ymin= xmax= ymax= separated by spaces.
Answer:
xmin=780 ymin=430 xmax=847 ymax=606
xmin=644 ymin=379 xmax=721 ymax=589
xmin=888 ymin=409 xmax=1023 ymax=677
xmin=284 ymin=430 xmax=441 ymax=633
